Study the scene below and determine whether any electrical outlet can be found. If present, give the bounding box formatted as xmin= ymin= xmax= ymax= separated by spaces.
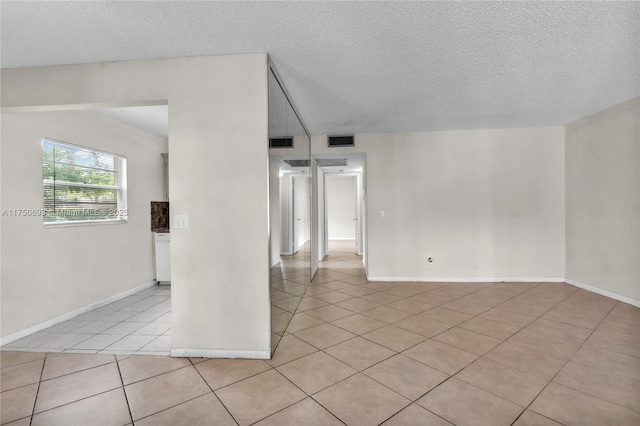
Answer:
xmin=427 ymin=257 xmax=434 ymax=268
xmin=471 ymin=261 xmax=477 ymax=268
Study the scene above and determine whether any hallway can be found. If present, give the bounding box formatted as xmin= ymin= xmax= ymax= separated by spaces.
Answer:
xmin=1 ymin=241 xmax=639 ymax=425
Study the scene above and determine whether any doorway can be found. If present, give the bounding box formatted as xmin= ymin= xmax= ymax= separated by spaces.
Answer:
xmin=313 ymin=153 xmax=366 ymax=266
xmin=325 ymin=174 xmax=358 ymax=254
xmin=291 ymin=174 xmax=311 ymax=254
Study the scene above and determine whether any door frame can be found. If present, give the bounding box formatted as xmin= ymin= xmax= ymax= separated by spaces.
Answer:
xmin=289 ymin=172 xmax=310 ymax=255
xmin=322 ymin=172 xmax=363 ymax=255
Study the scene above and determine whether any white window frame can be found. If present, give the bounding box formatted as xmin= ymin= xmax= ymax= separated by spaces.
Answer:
xmin=42 ymin=138 xmax=128 ymax=227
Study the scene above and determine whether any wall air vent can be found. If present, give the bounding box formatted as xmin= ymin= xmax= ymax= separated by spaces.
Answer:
xmin=283 ymin=159 xmax=310 ymax=168
xmin=269 ymin=137 xmax=293 ymax=148
xmin=328 ymin=135 xmax=354 ymax=147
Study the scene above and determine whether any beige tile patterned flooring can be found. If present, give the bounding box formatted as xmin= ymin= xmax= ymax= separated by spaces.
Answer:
xmin=2 ymin=240 xmax=639 ymax=425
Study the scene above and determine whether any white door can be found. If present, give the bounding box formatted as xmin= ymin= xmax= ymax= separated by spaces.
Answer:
xmin=292 ymin=176 xmax=305 ymax=253
xmin=326 ymin=175 xmax=357 ymax=253
xmin=291 ymin=176 xmax=311 ymax=253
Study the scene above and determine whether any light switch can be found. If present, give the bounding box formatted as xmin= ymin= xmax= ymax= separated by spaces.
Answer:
xmin=175 ymin=214 xmax=189 ymax=229
xmin=380 ymin=210 xmax=385 ymax=217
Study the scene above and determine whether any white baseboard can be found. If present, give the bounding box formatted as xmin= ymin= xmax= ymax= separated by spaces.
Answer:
xmin=271 ymin=260 xmax=281 ymax=268
xmin=171 ymin=347 xmax=270 ymax=359
xmin=297 ymin=238 xmax=311 ymax=250
xmin=363 ymin=273 xmax=639 ymax=307
xmin=0 ymin=280 xmax=157 ymax=346
xmin=365 ymin=275 xmax=565 ymax=283
xmin=565 ymin=278 xmax=640 ymax=307
xmin=328 ymin=238 xmax=356 ymax=241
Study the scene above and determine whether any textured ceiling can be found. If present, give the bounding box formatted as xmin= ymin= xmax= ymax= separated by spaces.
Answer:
xmin=2 ymin=1 xmax=638 ymax=135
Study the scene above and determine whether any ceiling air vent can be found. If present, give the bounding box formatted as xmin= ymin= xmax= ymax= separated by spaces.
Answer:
xmin=269 ymin=137 xmax=293 ymax=148
xmin=283 ymin=159 xmax=310 ymax=168
xmin=317 ymin=159 xmax=348 ymax=167
xmin=328 ymin=135 xmax=354 ymax=147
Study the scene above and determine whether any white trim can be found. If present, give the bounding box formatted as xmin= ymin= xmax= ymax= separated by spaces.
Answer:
xmin=323 ymin=172 xmax=363 ymax=255
xmin=0 ymin=281 xmax=157 ymax=346
xmin=361 ymin=273 xmax=640 ymax=307
xmin=271 ymin=260 xmax=281 ymax=268
xmin=365 ymin=275 xmax=566 ymax=283
xmin=171 ymin=347 xmax=271 ymax=359
xmin=565 ymin=278 xmax=640 ymax=307
xmin=297 ymin=238 xmax=311 ymax=250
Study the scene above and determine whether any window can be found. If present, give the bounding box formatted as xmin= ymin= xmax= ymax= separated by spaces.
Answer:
xmin=42 ymin=139 xmax=127 ymax=224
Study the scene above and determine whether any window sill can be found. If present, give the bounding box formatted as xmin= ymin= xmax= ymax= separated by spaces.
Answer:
xmin=44 ymin=219 xmax=128 ymax=228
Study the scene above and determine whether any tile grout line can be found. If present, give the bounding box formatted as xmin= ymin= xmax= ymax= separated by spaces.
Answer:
xmin=509 ymin=300 xmax=620 ymax=426
xmin=322 ymin=278 xmax=530 ymax=357
xmin=419 ymin=282 xmax=580 ymax=423
xmin=510 ymin=409 xmax=568 ymax=426
xmin=114 ymin=355 xmax=135 ymax=425
xmin=286 ymin=246 xmax=636 ymax=422
xmin=275 ymin=340 xmax=414 ymax=421
xmin=305 ymin=368 xmax=405 ymax=426
xmin=0 ymin=355 xmax=47 ymax=373
xmin=289 ymin=277 xmax=516 ymax=365
xmin=430 ymin=280 xmax=579 ymax=367
xmin=281 ymin=272 xmax=570 ymax=425
xmin=119 ymin=363 xmax=192 ymax=387
xmin=35 ymin=359 xmax=115 ymax=383
xmin=247 ymin=368 xmax=347 ymax=426
xmin=25 ymin=387 xmax=124 ymax=420
xmin=382 ymin=405 xmax=451 ymax=426
xmin=24 ymin=355 xmax=125 ymax=422
xmin=28 ymin=352 xmax=48 ymax=426
xmin=188 ymin=359 xmax=240 ymax=426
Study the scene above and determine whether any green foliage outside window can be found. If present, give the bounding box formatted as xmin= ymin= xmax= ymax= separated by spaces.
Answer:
xmin=43 ymin=140 xmax=126 ymax=222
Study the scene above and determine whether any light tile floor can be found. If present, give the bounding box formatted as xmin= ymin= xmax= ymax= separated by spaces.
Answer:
xmin=2 ymin=240 xmax=639 ymax=425
xmin=1 ymin=286 xmax=172 ymax=356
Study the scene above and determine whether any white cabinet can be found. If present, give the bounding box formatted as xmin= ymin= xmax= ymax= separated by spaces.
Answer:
xmin=155 ymin=232 xmax=171 ymax=284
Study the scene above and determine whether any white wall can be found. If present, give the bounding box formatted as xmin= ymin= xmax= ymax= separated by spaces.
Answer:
xmin=566 ymin=98 xmax=639 ymax=302
xmin=2 ymin=54 xmax=272 ymax=357
xmin=1 ymin=110 xmax=166 ymax=338
xmin=312 ymin=126 xmax=566 ymax=280
xmin=326 ymin=175 xmax=357 ymax=240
